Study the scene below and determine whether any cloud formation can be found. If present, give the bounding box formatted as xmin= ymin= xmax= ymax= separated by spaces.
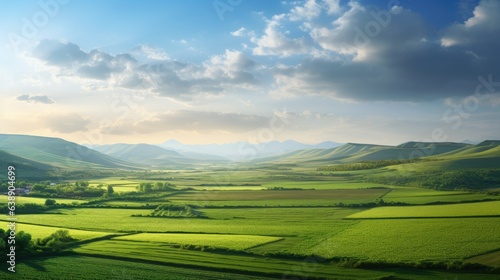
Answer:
xmin=256 ymin=0 xmax=500 ymax=101
xmin=32 ymin=40 xmax=261 ymax=100
xmin=16 ymin=94 xmax=54 ymax=104
xmin=28 ymin=0 xmax=500 ymax=103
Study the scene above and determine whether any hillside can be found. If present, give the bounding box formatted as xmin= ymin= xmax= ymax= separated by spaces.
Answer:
xmin=392 ymin=140 xmax=500 ymax=171
xmin=257 ymin=142 xmax=470 ymax=165
xmin=0 ymin=134 xmax=137 ymax=170
xmin=0 ymin=150 xmax=54 ymax=180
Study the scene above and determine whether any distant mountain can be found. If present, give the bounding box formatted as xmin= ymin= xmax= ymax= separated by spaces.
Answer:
xmin=256 ymin=141 xmax=473 ymax=165
xmin=159 ymin=139 xmax=342 ymax=160
xmin=92 ymin=143 xmax=216 ymax=167
xmin=0 ymin=134 xmax=137 ymax=170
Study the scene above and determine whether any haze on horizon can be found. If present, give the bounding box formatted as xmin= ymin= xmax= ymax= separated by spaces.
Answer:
xmin=1 ymin=0 xmax=500 ymax=146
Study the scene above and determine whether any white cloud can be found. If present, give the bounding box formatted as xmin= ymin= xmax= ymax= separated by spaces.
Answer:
xmin=289 ymin=0 xmax=322 ymax=21
xmin=31 ymin=40 xmax=261 ymax=100
xmin=252 ymin=14 xmax=311 ymax=56
xmin=323 ymin=0 xmax=341 ymax=15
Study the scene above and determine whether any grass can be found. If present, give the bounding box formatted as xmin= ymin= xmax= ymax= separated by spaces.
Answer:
xmin=0 ymin=255 xmax=279 ymax=280
xmin=170 ymin=189 xmax=389 ymax=201
xmin=0 ymin=207 xmax=358 ymax=238
xmin=1 ymin=222 xmax=116 ymax=241
xmin=310 ymin=217 xmax=500 ymax=262
xmin=346 ymin=201 xmax=500 ymax=219
xmin=73 ymin=240 xmax=500 ymax=280
xmin=0 ymin=195 xmax=86 ymax=205
xmin=382 ymin=187 xmax=495 ymax=204
xmin=466 ymin=250 xmax=500 ymax=267
xmin=114 ymin=233 xmax=282 ymax=250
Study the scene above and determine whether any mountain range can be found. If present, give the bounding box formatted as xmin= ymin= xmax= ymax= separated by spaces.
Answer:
xmin=1 ymin=133 xmax=499 ymax=179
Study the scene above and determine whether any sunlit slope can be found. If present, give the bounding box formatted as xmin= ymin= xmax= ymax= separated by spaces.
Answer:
xmin=0 ymin=150 xmax=54 ymax=179
xmin=0 ymin=134 xmax=137 ymax=169
xmin=259 ymin=142 xmax=470 ymax=165
xmin=391 ymin=140 xmax=500 ymax=171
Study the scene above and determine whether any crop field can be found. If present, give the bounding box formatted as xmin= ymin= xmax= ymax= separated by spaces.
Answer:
xmin=382 ymin=187 xmax=495 ymax=204
xmin=0 ymin=255 xmax=280 ymax=280
xmin=169 ymin=188 xmax=390 ymax=201
xmin=114 ymin=233 xmax=282 ymax=250
xmin=4 ymin=223 xmax=116 ymax=241
xmin=346 ymin=201 xmax=500 ymax=219
xmin=3 ymin=168 xmax=500 ymax=279
xmin=0 ymin=195 xmax=86 ymax=205
xmin=310 ymin=217 xmax=500 ymax=262
xmin=466 ymin=251 xmax=500 ymax=267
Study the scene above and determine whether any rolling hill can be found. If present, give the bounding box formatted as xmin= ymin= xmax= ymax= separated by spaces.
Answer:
xmin=0 ymin=134 xmax=137 ymax=170
xmin=0 ymin=150 xmax=55 ymax=180
xmin=256 ymin=142 xmax=473 ymax=165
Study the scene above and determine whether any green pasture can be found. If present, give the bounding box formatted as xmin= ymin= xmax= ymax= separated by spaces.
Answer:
xmin=0 ymin=255 xmax=279 ymax=280
xmin=2 ymin=222 xmax=116 ymax=241
xmin=382 ymin=187 xmax=496 ymax=204
xmin=114 ymin=233 xmax=282 ymax=250
xmin=310 ymin=217 xmax=500 ymax=262
xmin=0 ymin=195 xmax=86 ymax=205
xmin=346 ymin=201 xmax=500 ymax=219
xmin=169 ymin=188 xmax=389 ymax=201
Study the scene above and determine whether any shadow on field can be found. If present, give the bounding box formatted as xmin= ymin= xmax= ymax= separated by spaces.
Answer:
xmin=23 ymin=260 xmax=47 ymax=272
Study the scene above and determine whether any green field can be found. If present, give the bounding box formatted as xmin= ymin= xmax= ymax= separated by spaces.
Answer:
xmin=346 ymin=201 xmax=500 ymax=219
xmin=0 ymin=195 xmax=86 ymax=205
xmin=2 ymin=165 xmax=500 ymax=279
xmin=310 ymin=217 xmax=500 ymax=262
xmin=114 ymin=233 xmax=282 ymax=250
xmin=3 ymin=223 xmax=116 ymax=241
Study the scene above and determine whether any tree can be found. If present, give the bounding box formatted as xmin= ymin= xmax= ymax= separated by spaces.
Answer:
xmin=45 ymin=199 xmax=56 ymax=206
xmin=107 ymin=185 xmax=114 ymax=195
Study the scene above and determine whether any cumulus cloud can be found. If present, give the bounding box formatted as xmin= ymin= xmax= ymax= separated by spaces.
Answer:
xmin=31 ymin=40 xmax=260 ymax=100
xmin=106 ymin=111 xmax=270 ymax=135
xmin=16 ymin=94 xmax=54 ymax=104
xmin=44 ymin=113 xmax=89 ymax=133
xmin=265 ymin=0 xmax=500 ymax=101
xmin=28 ymin=0 xmax=500 ymax=103
xmin=251 ymin=14 xmax=311 ymax=57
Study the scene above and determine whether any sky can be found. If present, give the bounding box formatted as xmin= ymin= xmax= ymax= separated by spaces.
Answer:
xmin=1 ymin=0 xmax=499 ymax=146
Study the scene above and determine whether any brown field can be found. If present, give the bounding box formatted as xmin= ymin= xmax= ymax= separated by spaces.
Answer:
xmin=169 ymin=189 xmax=390 ymax=201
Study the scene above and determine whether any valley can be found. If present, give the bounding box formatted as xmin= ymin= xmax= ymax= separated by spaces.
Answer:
xmin=1 ymin=134 xmax=499 ymax=279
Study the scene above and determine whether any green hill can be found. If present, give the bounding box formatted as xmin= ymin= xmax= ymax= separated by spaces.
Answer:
xmin=0 ymin=134 xmax=137 ymax=170
xmin=0 ymin=150 xmax=54 ymax=180
xmin=259 ymin=142 xmax=470 ymax=165
xmin=392 ymin=140 xmax=500 ymax=171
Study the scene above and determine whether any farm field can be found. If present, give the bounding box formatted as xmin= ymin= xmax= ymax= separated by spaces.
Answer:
xmin=0 ymin=195 xmax=86 ymax=205
xmin=3 ymin=168 xmax=500 ymax=279
xmin=382 ymin=187 xmax=494 ymax=204
xmin=346 ymin=201 xmax=500 ymax=219
xmin=310 ymin=217 xmax=500 ymax=262
xmin=10 ymin=223 xmax=116 ymax=241
xmin=113 ymin=233 xmax=282 ymax=250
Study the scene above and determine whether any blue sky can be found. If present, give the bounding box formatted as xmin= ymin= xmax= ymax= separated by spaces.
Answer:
xmin=1 ymin=0 xmax=499 ymax=145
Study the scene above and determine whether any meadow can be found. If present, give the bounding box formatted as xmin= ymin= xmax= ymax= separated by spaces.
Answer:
xmin=2 ymin=166 xmax=499 ymax=279
xmin=346 ymin=200 xmax=500 ymax=219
